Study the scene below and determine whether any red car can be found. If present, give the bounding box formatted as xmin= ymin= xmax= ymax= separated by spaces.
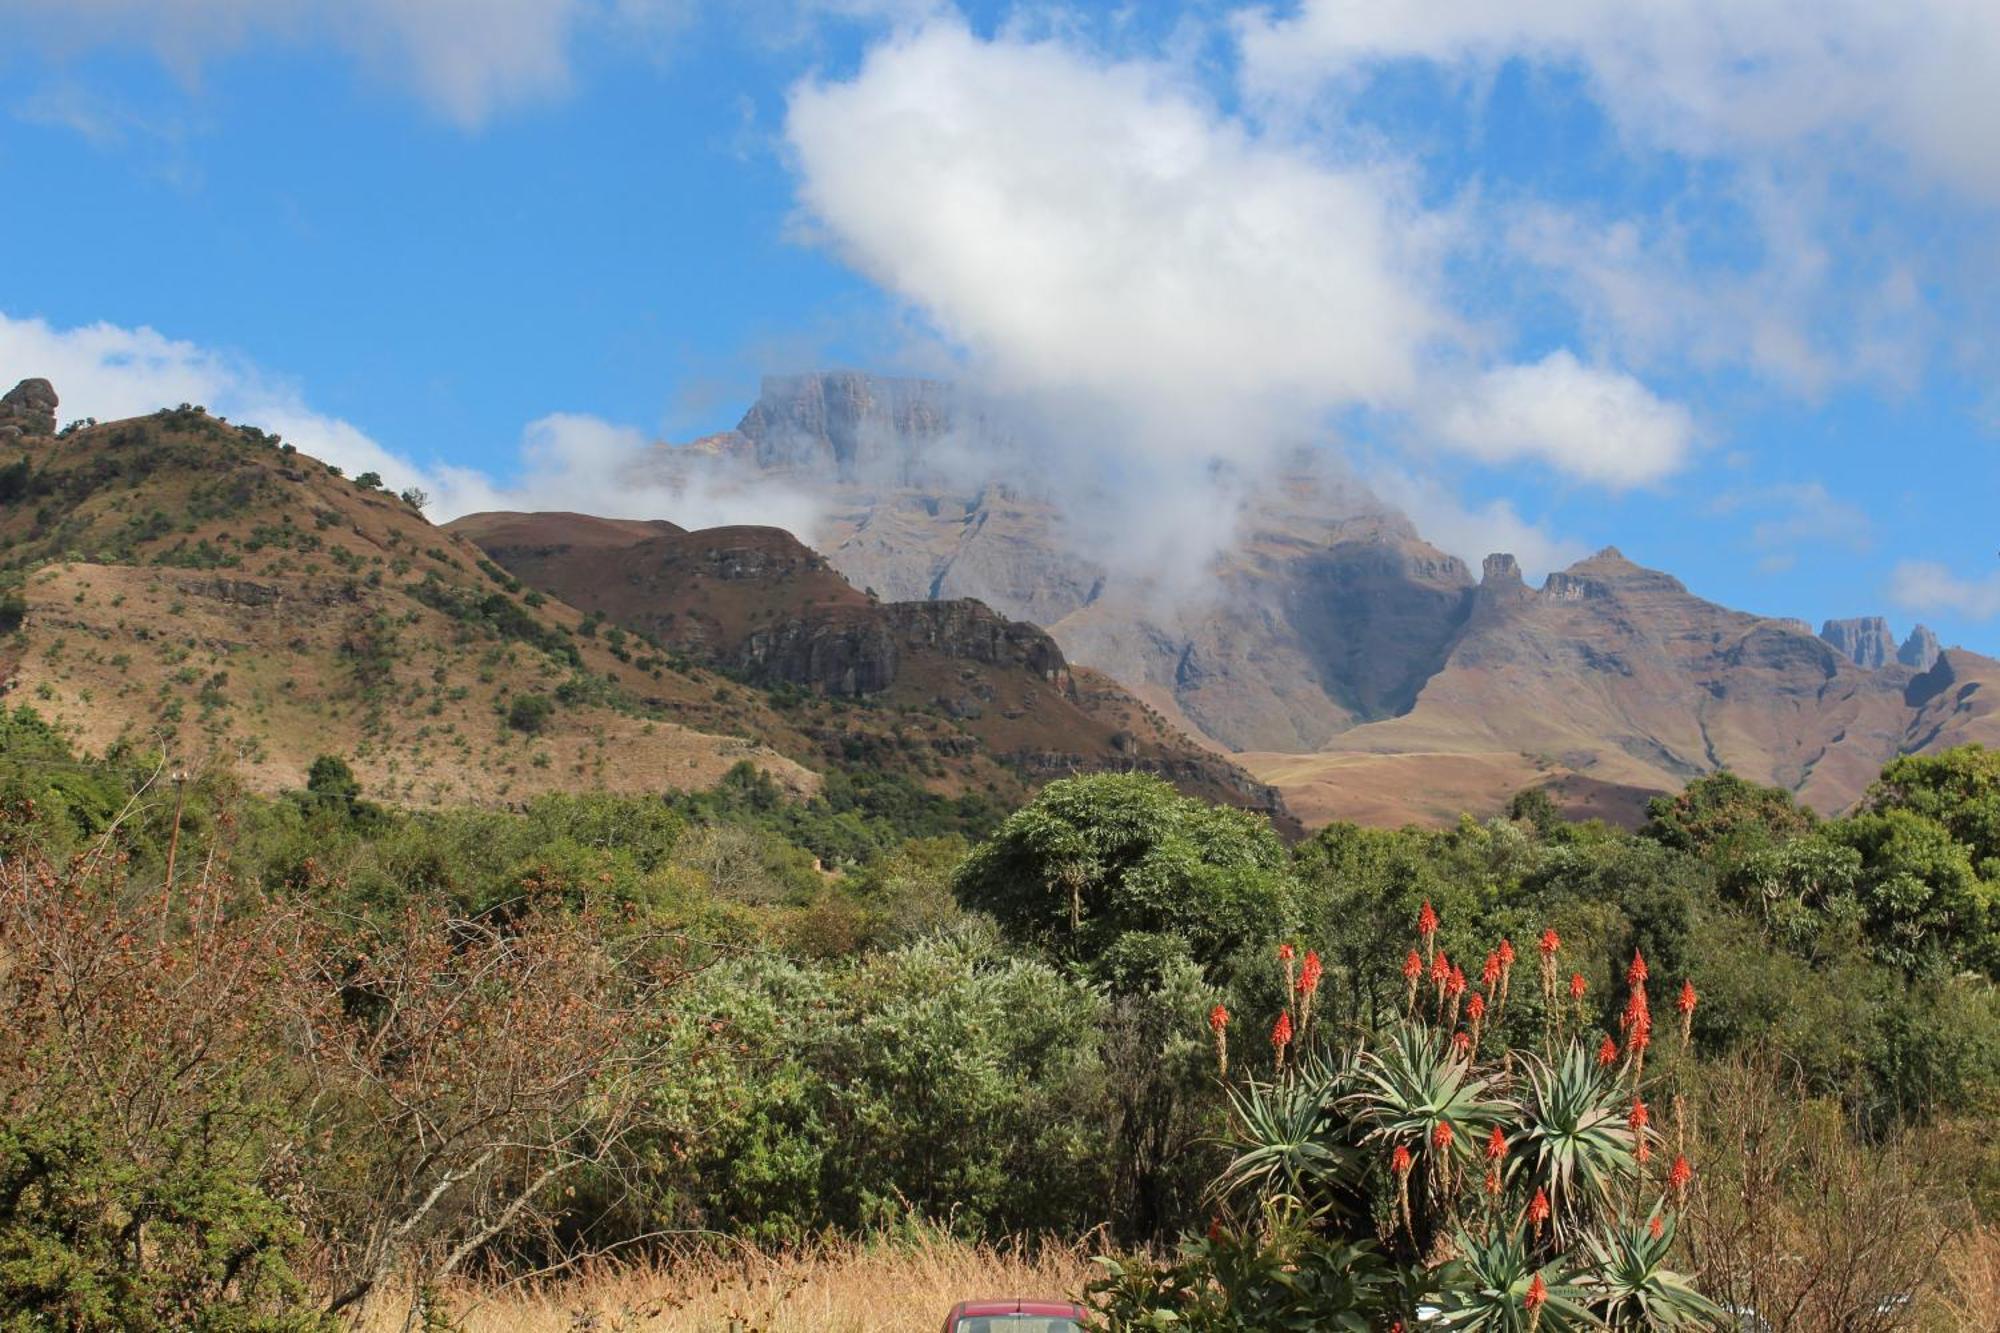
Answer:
xmin=940 ymin=1298 xmax=1088 ymax=1333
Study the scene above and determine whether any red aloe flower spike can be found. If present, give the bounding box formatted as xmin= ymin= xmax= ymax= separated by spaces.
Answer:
xmin=1629 ymin=1098 xmax=1650 ymax=1132
xmin=1432 ymin=1121 xmax=1455 ymax=1151
xmin=1537 ymin=928 xmax=1561 ymax=1002
xmin=1677 ymin=978 xmax=1699 ymax=1047
xmin=1430 ymin=951 xmax=1452 ymax=987
xmin=1668 ymin=1153 xmax=1693 ymax=1202
xmin=1538 ymin=927 xmax=1561 ymax=957
xmin=1467 ymin=991 xmax=1487 ymax=1020
xmin=1271 ymin=1010 xmax=1292 ymax=1050
xmin=1481 ymin=950 xmax=1502 ymax=990
xmin=1649 ymin=1213 xmax=1665 ymax=1239
xmin=1485 ymin=1124 xmax=1507 ymax=1162
xmin=1299 ymin=950 xmax=1322 ymax=996
xmin=1498 ymin=937 xmax=1516 ymax=968
xmin=1447 ymin=965 xmax=1467 ymax=998
xmin=1598 ymin=1035 xmax=1620 ymax=1066
xmin=1418 ymin=899 xmax=1439 ymax=953
xmin=1525 ymin=1272 xmax=1549 ymax=1333
xmin=1451 ymin=1029 xmax=1471 ymax=1057
xmin=1569 ymin=971 xmax=1587 ymax=1002
xmin=1403 ymin=948 xmax=1424 ymax=1014
xmin=1209 ymin=1003 xmax=1230 ymax=1078
xmin=1209 ymin=1004 xmax=1230 ymax=1033
xmin=1526 ymin=1187 xmax=1551 ymax=1232
xmin=1627 ymin=948 xmax=1649 ymax=987
xmin=1391 ymin=1144 xmax=1413 ymax=1174
xmin=1278 ymin=942 xmax=1295 ymax=962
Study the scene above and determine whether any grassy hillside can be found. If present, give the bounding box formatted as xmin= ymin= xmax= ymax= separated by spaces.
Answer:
xmin=0 ymin=406 xmax=819 ymax=806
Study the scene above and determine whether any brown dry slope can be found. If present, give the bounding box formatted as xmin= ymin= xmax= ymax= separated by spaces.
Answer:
xmin=1243 ymin=549 xmax=2000 ymax=825
xmin=0 ymin=389 xmax=815 ymax=807
xmin=447 ymin=511 xmax=1292 ymax=822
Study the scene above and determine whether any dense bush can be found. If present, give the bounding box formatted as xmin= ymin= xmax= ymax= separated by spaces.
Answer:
xmin=2 ymin=719 xmax=1998 ymax=1325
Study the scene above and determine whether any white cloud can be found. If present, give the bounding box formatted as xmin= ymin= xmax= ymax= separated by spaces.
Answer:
xmin=1425 ymin=350 xmax=1694 ymax=489
xmin=1891 ymin=560 xmax=2000 ymax=621
xmin=0 ymin=311 xmax=813 ymax=530
xmin=786 ymin=19 xmax=1453 ymax=449
xmin=1369 ymin=468 xmax=1587 ymax=581
xmin=3 ymin=0 xmax=695 ymax=127
xmin=1237 ymin=0 xmax=2000 ymax=204
xmin=1711 ymin=481 xmax=1874 ymax=554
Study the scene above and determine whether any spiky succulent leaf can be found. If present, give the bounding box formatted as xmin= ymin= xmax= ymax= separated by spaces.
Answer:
xmin=1515 ymin=1043 xmax=1637 ymax=1240
xmin=1580 ymin=1214 xmax=1724 ymax=1329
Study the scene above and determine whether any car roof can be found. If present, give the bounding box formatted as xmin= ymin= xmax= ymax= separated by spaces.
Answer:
xmin=949 ymin=1299 xmax=1086 ymax=1317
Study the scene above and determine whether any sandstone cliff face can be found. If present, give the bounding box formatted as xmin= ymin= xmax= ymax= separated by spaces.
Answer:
xmin=1820 ymin=616 xmax=1898 ymax=668
xmin=1899 ymin=623 xmax=1943 ymax=671
xmin=733 ymin=371 xmax=960 ymax=482
xmin=735 ymin=599 xmax=1069 ymax=699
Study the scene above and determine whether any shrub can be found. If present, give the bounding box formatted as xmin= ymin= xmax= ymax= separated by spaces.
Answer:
xmin=507 ymin=693 xmax=556 ymax=734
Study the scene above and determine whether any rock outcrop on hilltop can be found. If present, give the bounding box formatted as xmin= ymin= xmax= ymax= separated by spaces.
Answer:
xmin=1899 ymin=623 xmax=1943 ymax=671
xmin=1820 ymin=616 xmax=1899 ymax=668
xmin=0 ymin=378 xmax=58 ymax=441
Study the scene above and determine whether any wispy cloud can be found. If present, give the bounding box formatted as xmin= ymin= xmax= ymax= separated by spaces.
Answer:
xmin=0 ymin=310 xmax=821 ymax=530
xmin=1891 ymin=560 xmax=2000 ymax=621
xmin=4 ymin=0 xmax=694 ymax=128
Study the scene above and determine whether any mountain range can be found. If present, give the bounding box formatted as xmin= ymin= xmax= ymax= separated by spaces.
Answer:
xmin=632 ymin=371 xmax=1999 ymax=826
xmin=5 ymin=369 xmax=1993 ymax=831
xmin=0 ymin=377 xmax=1282 ymax=822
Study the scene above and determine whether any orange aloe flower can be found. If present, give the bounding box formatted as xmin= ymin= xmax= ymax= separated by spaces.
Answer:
xmin=1598 ymin=1035 xmax=1620 ymax=1066
xmin=1569 ymin=972 xmax=1588 ymax=1002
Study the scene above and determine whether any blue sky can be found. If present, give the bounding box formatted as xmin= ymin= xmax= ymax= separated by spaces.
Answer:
xmin=2 ymin=0 xmax=1997 ymax=653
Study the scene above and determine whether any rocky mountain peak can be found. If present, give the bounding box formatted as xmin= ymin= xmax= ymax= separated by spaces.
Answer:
xmin=1481 ymin=553 xmax=1524 ymax=586
xmin=733 ymin=371 xmax=960 ymax=481
xmin=1820 ymin=616 xmax=1897 ymax=669
xmin=1898 ymin=623 xmax=1943 ymax=672
xmin=0 ymin=377 xmax=58 ymax=441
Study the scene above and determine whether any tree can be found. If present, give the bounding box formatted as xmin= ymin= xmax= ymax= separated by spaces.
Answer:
xmin=1867 ymin=744 xmax=2000 ymax=875
xmin=507 ymin=693 xmax=555 ymax=735
xmin=398 ymin=486 xmax=428 ymax=511
xmin=306 ymin=753 xmax=361 ymax=806
xmin=952 ymin=773 xmax=1295 ymax=980
xmin=352 ymin=471 xmax=383 ymax=490
xmin=1641 ymin=772 xmax=1815 ymax=866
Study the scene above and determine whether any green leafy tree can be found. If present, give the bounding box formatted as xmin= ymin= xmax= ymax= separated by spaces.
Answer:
xmin=953 ymin=773 xmax=1295 ymax=981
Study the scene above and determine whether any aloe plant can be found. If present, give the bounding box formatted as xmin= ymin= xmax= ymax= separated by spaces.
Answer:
xmin=1513 ymin=1042 xmax=1638 ymax=1242
xmin=1212 ymin=1054 xmax=1361 ymax=1223
xmin=1581 ymin=1213 xmax=1723 ymax=1329
xmin=1429 ymin=1227 xmax=1596 ymax=1332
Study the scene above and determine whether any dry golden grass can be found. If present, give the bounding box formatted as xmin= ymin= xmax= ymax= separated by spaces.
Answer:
xmin=358 ymin=1228 xmax=1100 ymax=1333
xmin=1938 ymin=1222 xmax=2000 ymax=1331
